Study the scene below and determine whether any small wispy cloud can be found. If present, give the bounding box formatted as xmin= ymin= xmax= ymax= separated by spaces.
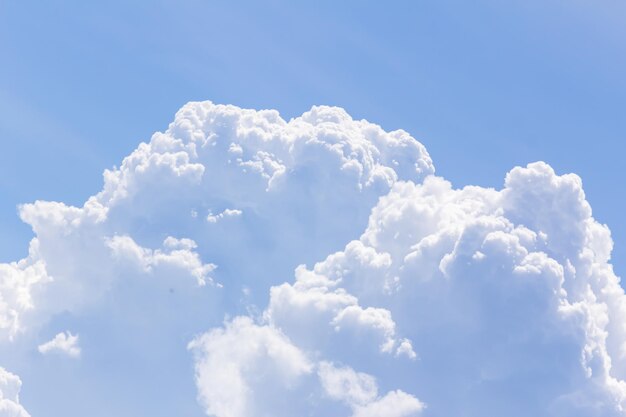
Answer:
xmin=207 ymin=208 xmax=243 ymax=223
xmin=38 ymin=331 xmax=81 ymax=358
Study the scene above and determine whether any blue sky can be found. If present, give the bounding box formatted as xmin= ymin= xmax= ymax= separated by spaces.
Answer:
xmin=1 ymin=2 xmax=626 ymax=417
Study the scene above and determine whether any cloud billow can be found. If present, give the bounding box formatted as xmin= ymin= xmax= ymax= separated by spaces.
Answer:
xmin=0 ymin=101 xmax=623 ymax=417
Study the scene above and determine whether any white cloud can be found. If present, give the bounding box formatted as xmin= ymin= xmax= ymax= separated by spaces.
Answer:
xmin=0 ymin=239 xmax=50 ymax=341
xmin=318 ymin=361 xmax=378 ymax=406
xmin=265 ymin=241 xmax=414 ymax=358
xmin=0 ymin=367 xmax=30 ymax=417
xmin=206 ymin=208 xmax=242 ymax=223
xmin=188 ymin=317 xmax=313 ymax=417
xmin=0 ymin=101 xmax=624 ymax=417
xmin=395 ymin=339 xmax=417 ymax=360
xmin=107 ymin=235 xmax=217 ymax=287
xmin=37 ymin=331 xmax=81 ymax=358
xmin=351 ymin=390 xmax=425 ymax=417
xmin=317 ymin=362 xmax=423 ymax=417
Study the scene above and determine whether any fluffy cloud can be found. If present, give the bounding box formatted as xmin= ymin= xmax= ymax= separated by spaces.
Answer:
xmin=318 ymin=362 xmax=424 ymax=417
xmin=37 ymin=331 xmax=81 ymax=358
xmin=266 ymin=257 xmax=415 ymax=358
xmin=318 ymin=361 xmax=378 ymax=406
xmin=0 ymin=368 xmax=30 ymax=417
xmin=1 ymin=101 xmax=624 ymax=417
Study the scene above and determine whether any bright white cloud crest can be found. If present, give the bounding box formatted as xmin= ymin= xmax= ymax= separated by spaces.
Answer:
xmin=0 ymin=101 xmax=624 ymax=417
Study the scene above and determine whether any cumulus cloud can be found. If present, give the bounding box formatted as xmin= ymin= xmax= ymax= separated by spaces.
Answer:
xmin=0 ymin=368 xmax=30 ymax=417
xmin=1 ymin=101 xmax=624 ymax=417
xmin=37 ymin=331 xmax=81 ymax=358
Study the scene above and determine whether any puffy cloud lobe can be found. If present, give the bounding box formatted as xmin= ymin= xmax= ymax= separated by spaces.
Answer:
xmin=318 ymin=362 xmax=424 ymax=417
xmin=266 ymin=256 xmax=415 ymax=359
xmin=318 ymin=361 xmax=378 ymax=406
xmin=107 ymin=235 xmax=216 ymax=287
xmin=0 ymin=239 xmax=50 ymax=341
xmin=0 ymin=368 xmax=30 ymax=417
xmin=37 ymin=331 xmax=81 ymax=358
xmin=266 ymin=240 xmax=416 ymax=357
xmin=188 ymin=317 xmax=313 ymax=417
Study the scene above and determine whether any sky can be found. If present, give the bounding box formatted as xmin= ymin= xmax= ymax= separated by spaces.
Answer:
xmin=1 ymin=1 xmax=625 ymax=417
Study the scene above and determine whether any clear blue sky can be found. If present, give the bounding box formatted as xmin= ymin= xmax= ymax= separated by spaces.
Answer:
xmin=1 ymin=2 xmax=626 ymax=416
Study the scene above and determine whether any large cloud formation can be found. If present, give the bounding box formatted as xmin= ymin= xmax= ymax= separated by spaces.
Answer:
xmin=0 ymin=101 xmax=624 ymax=417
